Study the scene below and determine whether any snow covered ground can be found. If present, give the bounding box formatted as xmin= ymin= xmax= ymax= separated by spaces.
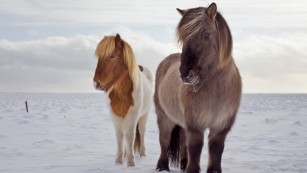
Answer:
xmin=0 ymin=93 xmax=307 ymax=173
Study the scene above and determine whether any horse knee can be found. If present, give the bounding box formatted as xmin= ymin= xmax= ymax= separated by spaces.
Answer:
xmin=209 ymin=140 xmax=224 ymax=155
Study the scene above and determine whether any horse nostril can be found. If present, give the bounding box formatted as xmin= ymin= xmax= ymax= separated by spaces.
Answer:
xmin=181 ymin=70 xmax=192 ymax=79
xmin=180 ymin=70 xmax=189 ymax=78
xmin=186 ymin=70 xmax=193 ymax=79
xmin=93 ymin=81 xmax=100 ymax=90
xmin=180 ymin=70 xmax=195 ymax=84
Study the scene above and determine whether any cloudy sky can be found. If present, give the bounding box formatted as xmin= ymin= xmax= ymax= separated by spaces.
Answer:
xmin=1 ymin=0 xmax=307 ymax=93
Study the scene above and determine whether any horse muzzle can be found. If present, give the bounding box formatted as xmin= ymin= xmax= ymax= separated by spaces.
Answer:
xmin=93 ymin=81 xmax=103 ymax=91
xmin=180 ymin=70 xmax=200 ymax=86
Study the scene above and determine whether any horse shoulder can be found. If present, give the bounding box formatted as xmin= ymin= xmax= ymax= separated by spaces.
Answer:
xmin=157 ymin=62 xmax=185 ymax=125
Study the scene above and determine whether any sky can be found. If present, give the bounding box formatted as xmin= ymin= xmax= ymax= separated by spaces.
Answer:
xmin=0 ymin=0 xmax=307 ymax=93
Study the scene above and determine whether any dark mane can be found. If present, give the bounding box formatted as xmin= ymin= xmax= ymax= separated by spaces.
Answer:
xmin=215 ymin=12 xmax=232 ymax=68
xmin=176 ymin=7 xmax=206 ymax=43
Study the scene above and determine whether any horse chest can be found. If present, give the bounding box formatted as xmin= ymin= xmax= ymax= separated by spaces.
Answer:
xmin=108 ymin=90 xmax=134 ymax=118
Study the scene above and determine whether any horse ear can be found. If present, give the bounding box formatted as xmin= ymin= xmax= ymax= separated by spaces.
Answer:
xmin=207 ymin=3 xmax=217 ymax=19
xmin=115 ymin=33 xmax=123 ymax=49
xmin=176 ymin=8 xmax=187 ymax=16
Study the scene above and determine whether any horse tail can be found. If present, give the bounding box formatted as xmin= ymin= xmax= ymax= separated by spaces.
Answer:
xmin=134 ymin=123 xmax=141 ymax=154
xmin=168 ymin=125 xmax=181 ymax=167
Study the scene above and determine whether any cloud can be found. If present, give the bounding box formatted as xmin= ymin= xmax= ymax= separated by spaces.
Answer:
xmin=234 ymin=32 xmax=307 ymax=93
xmin=1 ymin=0 xmax=307 ymax=94
xmin=1 ymin=30 xmax=307 ymax=93
xmin=1 ymin=0 xmax=307 ymax=29
xmin=0 ymin=35 xmax=97 ymax=71
xmin=0 ymin=0 xmax=199 ymax=26
xmin=0 ymin=35 xmax=98 ymax=92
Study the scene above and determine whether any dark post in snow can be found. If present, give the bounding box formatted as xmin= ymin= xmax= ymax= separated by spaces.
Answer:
xmin=25 ymin=101 xmax=29 ymax=113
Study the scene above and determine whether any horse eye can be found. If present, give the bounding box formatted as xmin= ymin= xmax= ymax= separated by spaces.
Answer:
xmin=204 ymin=33 xmax=210 ymax=39
xmin=110 ymin=53 xmax=115 ymax=59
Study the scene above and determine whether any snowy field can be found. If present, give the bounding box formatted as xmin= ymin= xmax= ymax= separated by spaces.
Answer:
xmin=0 ymin=93 xmax=307 ymax=173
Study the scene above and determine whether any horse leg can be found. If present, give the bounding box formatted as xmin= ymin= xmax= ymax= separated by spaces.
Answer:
xmin=137 ymin=112 xmax=149 ymax=156
xmin=156 ymin=111 xmax=176 ymax=171
xmin=207 ymin=128 xmax=230 ymax=173
xmin=185 ymin=127 xmax=204 ymax=173
xmin=180 ymin=129 xmax=188 ymax=171
xmin=123 ymin=116 xmax=138 ymax=167
xmin=112 ymin=116 xmax=124 ymax=164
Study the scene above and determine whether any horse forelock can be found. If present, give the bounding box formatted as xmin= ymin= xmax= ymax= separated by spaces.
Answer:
xmin=95 ymin=36 xmax=138 ymax=85
xmin=177 ymin=8 xmax=206 ymax=43
xmin=177 ymin=8 xmax=233 ymax=69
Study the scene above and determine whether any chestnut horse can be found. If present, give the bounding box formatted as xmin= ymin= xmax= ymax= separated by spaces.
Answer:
xmin=93 ymin=34 xmax=154 ymax=166
xmin=155 ymin=3 xmax=242 ymax=173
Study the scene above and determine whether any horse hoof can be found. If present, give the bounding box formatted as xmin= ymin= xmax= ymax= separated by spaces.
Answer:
xmin=156 ymin=159 xmax=170 ymax=172
xmin=139 ymin=149 xmax=146 ymax=157
xmin=115 ymin=158 xmax=123 ymax=165
xmin=127 ymin=160 xmax=135 ymax=167
xmin=207 ymin=168 xmax=221 ymax=173
xmin=156 ymin=167 xmax=170 ymax=172
xmin=185 ymin=166 xmax=200 ymax=173
xmin=180 ymin=158 xmax=187 ymax=171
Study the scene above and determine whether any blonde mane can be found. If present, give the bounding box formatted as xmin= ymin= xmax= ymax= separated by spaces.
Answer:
xmin=95 ymin=36 xmax=138 ymax=84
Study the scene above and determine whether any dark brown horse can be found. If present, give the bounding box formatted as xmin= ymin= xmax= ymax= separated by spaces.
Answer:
xmin=155 ymin=3 xmax=242 ymax=173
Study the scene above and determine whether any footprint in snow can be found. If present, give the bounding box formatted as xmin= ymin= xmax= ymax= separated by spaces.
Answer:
xmin=32 ymin=139 xmax=55 ymax=148
xmin=85 ymin=168 xmax=107 ymax=173
xmin=18 ymin=120 xmax=29 ymax=124
xmin=289 ymin=132 xmax=299 ymax=136
xmin=293 ymin=121 xmax=302 ymax=126
xmin=39 ymin=114 xmax=49 ymax=120
xmin=264 ymin=118 xmax=277 ymax=124
xmin=0 ymin=134 xmax=7 ymax=138
xmin=268 ymin=139 xmax=278 ymax=144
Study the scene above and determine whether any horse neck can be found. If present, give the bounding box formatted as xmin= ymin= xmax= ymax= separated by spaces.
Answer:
xmin=108 ymin=71 xmax=135 ymax=117
xmin=111 ymin=71 xmax=134 ymax=96
xmin=200 ymin=55 xmax=233 ymax=82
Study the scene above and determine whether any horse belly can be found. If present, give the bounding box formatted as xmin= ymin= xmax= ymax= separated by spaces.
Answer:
xmin=158 ymin=64 xmax=185 ymax=127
